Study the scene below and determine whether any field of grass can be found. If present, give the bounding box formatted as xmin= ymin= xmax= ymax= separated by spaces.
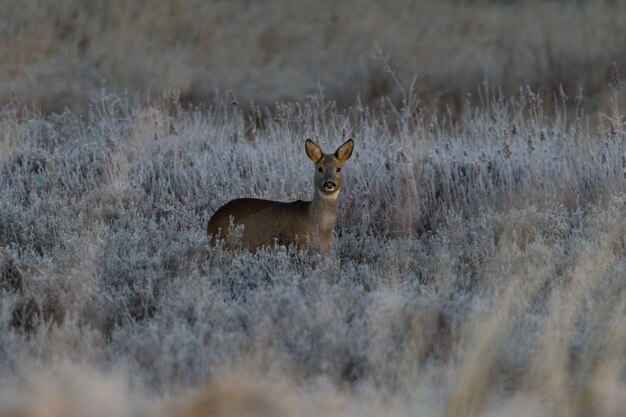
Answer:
xmin=2 ymin=0 xmax=626 ymax=114
xmin=0 ymin=80 xmax=624 ymax=416
xmin=2 ymin=0 xmax=626 ymax=415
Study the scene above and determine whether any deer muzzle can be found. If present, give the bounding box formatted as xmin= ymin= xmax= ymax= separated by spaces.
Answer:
xmin=322 ymin=180 xmax=337 ymax=192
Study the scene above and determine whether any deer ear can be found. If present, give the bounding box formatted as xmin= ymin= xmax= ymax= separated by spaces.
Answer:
xmin=334 ymin=139 xmax=353 ymax=162
xmin=305 ymin=139 xmax=323 ymax=162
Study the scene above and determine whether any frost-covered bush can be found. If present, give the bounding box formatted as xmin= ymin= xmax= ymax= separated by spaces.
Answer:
xmin=0 ymin=91 xmax=625 ymax=416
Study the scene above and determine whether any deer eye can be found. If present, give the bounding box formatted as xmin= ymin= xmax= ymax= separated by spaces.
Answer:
xmin=317 ymin=167 xmax=323 ymax=173
xmin=336 ymin=167 xmax=341 ymax=173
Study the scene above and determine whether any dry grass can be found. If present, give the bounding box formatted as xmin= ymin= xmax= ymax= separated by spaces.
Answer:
xmin=1 ymin=3 xmax=626 ymax=412
xmin=1 ymin=0 xmax=625 ymax=115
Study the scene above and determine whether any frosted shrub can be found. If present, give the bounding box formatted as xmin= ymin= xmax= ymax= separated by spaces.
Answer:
xmin=0 ymin=91 xmax=625 ymax=416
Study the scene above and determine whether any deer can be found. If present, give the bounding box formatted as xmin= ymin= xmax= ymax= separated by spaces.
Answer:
xmin=207 ymin=138 xmax=354 ymax=254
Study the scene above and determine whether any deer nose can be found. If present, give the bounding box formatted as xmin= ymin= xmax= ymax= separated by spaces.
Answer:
xmin=323 ymin=180 xmax=336 ymax=190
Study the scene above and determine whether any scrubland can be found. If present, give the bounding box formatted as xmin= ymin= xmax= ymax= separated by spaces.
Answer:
xmin=2 ymin=1 xmax=626 ymax=415
xmin=0 ymin=78 xmax=625 ymax=416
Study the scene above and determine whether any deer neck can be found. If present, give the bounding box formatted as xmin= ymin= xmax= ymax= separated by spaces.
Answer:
xmin=309 ymin=189 xmax=339 ymax=233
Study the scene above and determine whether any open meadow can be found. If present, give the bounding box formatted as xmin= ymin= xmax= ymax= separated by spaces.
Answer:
xmin=2 ymin=0 xmax=626 ymax=113
xmin=1 ymin=83 xmax=625 ymax=415
xmin=1 ymin=0 xmax=626 ymax=416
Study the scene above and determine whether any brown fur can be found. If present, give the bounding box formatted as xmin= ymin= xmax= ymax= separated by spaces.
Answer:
xmin=207 ymin=139 xmax=353 ymax=253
